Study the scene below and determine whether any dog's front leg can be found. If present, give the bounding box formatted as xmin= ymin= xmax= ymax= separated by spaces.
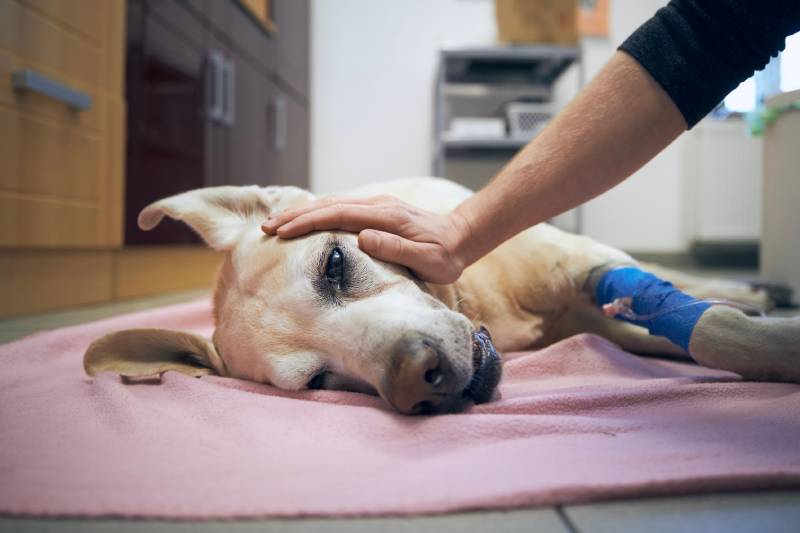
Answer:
xmin=690 ymin=307 xmax=800 ymax=382
xmin=588 ymin=264 xmax=800 ymax=383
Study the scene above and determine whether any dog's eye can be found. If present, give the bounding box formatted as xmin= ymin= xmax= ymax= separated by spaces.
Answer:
xmin=307 ymin=372 xmax=326 ymax=390
xmin=325 ymin=247 xmax=344 ymax=288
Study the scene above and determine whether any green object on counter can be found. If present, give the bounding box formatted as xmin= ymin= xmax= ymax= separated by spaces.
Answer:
xmin=747 ymin=100 xmax=800 ymax=136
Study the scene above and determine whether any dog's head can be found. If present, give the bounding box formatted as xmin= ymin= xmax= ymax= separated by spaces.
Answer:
xmin=85 ymin=186 xmax=501 ymax=414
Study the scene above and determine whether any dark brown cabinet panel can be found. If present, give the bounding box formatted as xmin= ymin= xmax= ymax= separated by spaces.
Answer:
xmin=272 ymin=0 xmax=309 ymax=98
xmin=125 ymin=0 xmax=310 ymax=245
xmin=125 ymin=0 xmax=208 ymax=244
xmin=269 ymin=88 xmax=309 ymax=188
xmin=227 ymin=52 xmax=271 ymax=185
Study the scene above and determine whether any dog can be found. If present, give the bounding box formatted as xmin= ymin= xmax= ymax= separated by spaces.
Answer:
xmin=84 ymin=178 xmax=800 ymax=414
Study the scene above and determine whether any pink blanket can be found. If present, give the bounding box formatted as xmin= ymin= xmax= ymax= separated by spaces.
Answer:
xmin=1 ymin=298 xmax=799 ymax=519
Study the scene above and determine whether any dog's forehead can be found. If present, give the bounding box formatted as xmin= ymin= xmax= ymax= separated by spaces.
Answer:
xmin=236 ymin=229 xmax=322 ymax=285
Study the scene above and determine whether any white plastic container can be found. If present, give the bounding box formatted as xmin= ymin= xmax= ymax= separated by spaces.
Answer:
xmin=506 ymin=101 xmax=553 ymax=140
xmin=447 ymin=117 xmax=506 ymax=140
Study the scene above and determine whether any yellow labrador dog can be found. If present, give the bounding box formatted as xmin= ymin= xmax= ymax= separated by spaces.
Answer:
xmin=85 ymin=178 xmax=800 ymax=414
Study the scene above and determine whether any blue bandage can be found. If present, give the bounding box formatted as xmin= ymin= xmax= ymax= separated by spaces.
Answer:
xmin=595 ymin=267 xmax=710 ymax=351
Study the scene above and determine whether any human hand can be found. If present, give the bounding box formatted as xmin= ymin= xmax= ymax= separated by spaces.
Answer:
xmin=261 ymin=195 xmax=473 ymax=284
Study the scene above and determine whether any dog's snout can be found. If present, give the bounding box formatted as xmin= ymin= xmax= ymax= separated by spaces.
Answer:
xmin=383 ymin=335 xmax=467 ymax=415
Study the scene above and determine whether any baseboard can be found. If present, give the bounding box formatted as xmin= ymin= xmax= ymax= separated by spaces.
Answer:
xmin=628 ymin=241 xmax=760 ymax=269
xmin=689 ymin=240 xmax=759 ymax=268
xmin=0 ymin=247 xmax=222 ymax=318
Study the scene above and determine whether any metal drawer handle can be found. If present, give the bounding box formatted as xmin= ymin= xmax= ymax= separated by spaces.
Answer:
xmin=222 ymin=58 xmax=235 ymax=127
xmin=272 ymin=95 xmax=287 ymax=151
xmin=11 ymin=69 xmax=92 ymax=111
xmin=206 ymin=52 xmax=225 ymax=123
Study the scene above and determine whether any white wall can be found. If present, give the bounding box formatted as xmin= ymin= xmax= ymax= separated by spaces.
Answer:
xmin=574 ymin=0 xmax=689 ymax=252
xmin=310 ymin=0 xmax=496 ymax=195
xmin=310 ymin=0 xmax=763 ymax=253
xmin=682 ymin=119 xmax=763 ymax=242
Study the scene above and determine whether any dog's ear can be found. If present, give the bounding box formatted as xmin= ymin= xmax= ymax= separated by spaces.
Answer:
xmin=84 ymin=329 xmax=228 ymax=379
xmin=138 ymin=185 xmax=314 ymax=250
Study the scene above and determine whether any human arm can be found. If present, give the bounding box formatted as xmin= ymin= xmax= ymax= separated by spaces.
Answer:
xmin=264 ymin=0 xmax=800 ymax=283
xmin=264 ymin=51 xmax=685 ymax=282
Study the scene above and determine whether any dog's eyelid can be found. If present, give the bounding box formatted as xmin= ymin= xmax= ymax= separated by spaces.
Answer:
xmin=306 ymin=370 xmax=327 ymax=390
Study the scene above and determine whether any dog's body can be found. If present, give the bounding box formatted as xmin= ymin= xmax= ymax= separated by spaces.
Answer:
xmin=336 ymin=178 xmax=769 ymax=357
xmin=85 ymin=178 xmax=799 ymax=414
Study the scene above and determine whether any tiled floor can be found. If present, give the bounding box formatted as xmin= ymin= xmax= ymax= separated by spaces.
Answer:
xmin=3 ymin=491 xmax=800 ymax=533
xmin=2 ymin=276 xmax=799 ymax=533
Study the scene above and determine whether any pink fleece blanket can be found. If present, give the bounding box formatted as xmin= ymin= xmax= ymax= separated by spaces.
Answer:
xmin=1 ymin=298 xmax=799 ymax=519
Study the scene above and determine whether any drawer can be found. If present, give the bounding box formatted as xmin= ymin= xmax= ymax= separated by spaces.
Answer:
xmin=18 ymin=0 xmax=107 ymax=44
xmin=0 ymin=51 xmax=103 ymax=131
xmin=0 ymin=193 xmax=109 ymax=247
xmin=269 ymin=88 xmax=308 ymax=188
xmin=0 ymin=0 xmax=124 ymax=248
xmin=0 ymin=105 xmax=104 ymax=200
xmin=0 ymin=0 xmax=124 ymax=96
xmin=272 ymin=0 xmax=308 ymax=98
xmin=0 ymin=99 xmax=124 ymax=247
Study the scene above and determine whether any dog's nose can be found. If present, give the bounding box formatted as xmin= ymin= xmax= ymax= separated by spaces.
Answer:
xmin=383 ymin=335 xmax=465 ymax=415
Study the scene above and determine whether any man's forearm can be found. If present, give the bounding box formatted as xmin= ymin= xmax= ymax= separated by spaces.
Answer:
xmin=452 ymin=51 xmax=687 ymax=267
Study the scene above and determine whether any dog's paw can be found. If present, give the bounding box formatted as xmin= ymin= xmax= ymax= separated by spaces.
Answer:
xmin=690 ymin=306 xmax=800 ymax=383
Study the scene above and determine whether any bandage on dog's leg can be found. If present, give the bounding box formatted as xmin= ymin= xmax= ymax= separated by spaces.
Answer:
xmin=592 ymin=265 xmax=710 ymax=353
xmin=590 ymin=264 xmax=800 ymax=383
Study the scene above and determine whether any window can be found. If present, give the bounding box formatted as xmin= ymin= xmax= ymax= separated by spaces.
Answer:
xmin=780 ymin=32 xmax=800 ymax=93
xmin=721 ymin=31 xmax=800 ymax=114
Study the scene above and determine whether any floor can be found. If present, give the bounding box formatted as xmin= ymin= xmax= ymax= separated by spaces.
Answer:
xmin=2 ymin=270 xmax=799 ymax=533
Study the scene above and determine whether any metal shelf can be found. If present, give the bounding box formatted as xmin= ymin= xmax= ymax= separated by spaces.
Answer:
xmin=441 ymin=44 xmax=580 ymax=86
xmin=442 ymin=82 xmax=550 ymax=100
xmin=440 ymin=44 xmax=580 ymax=61
xmin=433 ymin=44 xmax=584 ymax=234
xmin=441 ymin=135 xmax=529 ymax=150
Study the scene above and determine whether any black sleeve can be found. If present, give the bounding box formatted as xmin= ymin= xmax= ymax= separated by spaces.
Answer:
xmin=618 ymin=0 xmax=800 ymax=128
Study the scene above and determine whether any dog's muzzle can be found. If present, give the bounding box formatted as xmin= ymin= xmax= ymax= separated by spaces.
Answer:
xmin=463 ymin=326 xmax=503 ymax=404
xmin=383 ymin=326 xmax=502 ymax=415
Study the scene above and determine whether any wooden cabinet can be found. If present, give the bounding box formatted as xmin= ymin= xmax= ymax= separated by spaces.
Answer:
xmin=0 ymin=0 xmax=125 ymax=247
xmin=125 ymin=0 xmax=310 ymax=244
xmin=0 ymin=0 xmax=310 ymax=316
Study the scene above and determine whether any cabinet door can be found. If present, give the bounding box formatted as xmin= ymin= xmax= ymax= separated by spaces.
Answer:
xmin=271 ymin=0 xmax=309 ymax=98
xmin=125 ymin=0 xmax=207 ymax=244
xmin=229 ymin=0 xmax=276 ymax=75
xmin=0 ymin=0 xmax=124 ymax=247
xmin=226 ymin=50 xmax=271 ymax=186
xmin=204 ymin=34 xmax=231 ymax=189
xmin=268 ymin=84 xmax=308 ymax=189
